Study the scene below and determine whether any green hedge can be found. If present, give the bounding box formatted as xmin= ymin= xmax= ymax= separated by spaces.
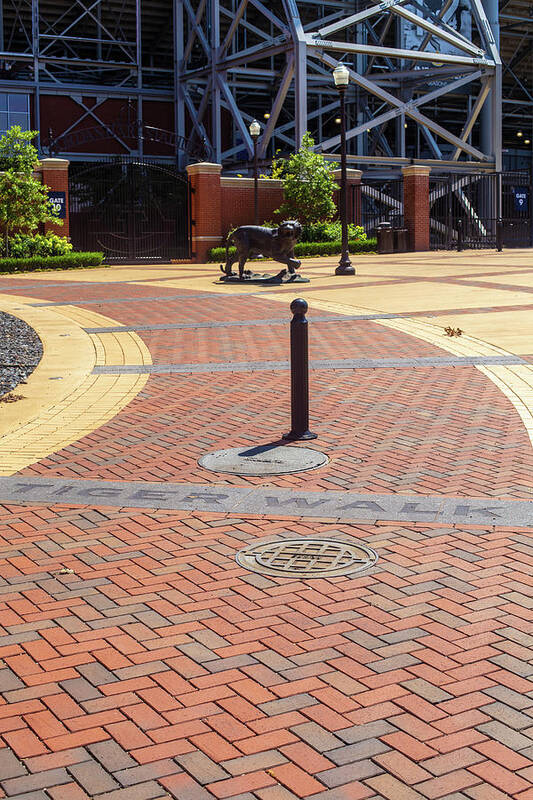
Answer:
xmin=208 ymin=238 xmax=377 ymax=262
xmin=0 ymin=252 xmax=104 ymax=274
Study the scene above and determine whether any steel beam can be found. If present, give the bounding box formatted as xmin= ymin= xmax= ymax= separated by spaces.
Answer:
xmin=479 ymin=0 xmax=501 ymax=168
xmin=315 ymin=50 xmax=490 ymax=161
xmin=258 ymin=54 xmax=294 ymax=157
xmin=306 ymin=36 xmax=492 ymax=68
xmin=317 ymin=1 xmax=407 ymax=38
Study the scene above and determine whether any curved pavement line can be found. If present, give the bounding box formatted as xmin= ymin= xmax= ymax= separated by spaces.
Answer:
xmin=262 ymin=294 xmax=533 ymax=449
xmin=0 ymin=294 xmax=152 ymax=476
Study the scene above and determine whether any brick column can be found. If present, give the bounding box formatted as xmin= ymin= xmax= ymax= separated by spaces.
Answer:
xmin=186 ymin=162 xmax=223 ymax=263
xmin=334 ymin=168 xmax=363 ymax=225
xmin=402 ymin=165 xmax=431 ymax=251
xmin=36 ymin=158 xmax=70 ymax=237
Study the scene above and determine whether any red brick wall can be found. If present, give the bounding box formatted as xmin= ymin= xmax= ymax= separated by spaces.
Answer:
xmin=220 ymin=179 xmax=284 ymax=234
xmin=186 ymin=163 xmax=368 ymax=263
xmin=402 ymin=166 xmax=430 ymax=251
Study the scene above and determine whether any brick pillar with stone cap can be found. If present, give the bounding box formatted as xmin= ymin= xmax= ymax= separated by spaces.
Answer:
xmin=186 ymin=162 xmax=223 ymax=263
xmin=402 ymin=165 xmax=431 ymax=251
xmin=35 ymin=158 xmax=70 ymax=237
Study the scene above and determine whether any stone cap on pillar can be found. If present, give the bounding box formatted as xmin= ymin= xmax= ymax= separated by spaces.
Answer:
xmin=36 ymin=158 xmax=69 ymax=171
xmin=220 ymin=176 xmax=283 ymax=188
xmin=186 ymin=162 xmax=223 ymax=176
xmin=333 ymin=168 xmax=363 ymax=183
xmin=402 ymin=165 xmax=431 ymax=177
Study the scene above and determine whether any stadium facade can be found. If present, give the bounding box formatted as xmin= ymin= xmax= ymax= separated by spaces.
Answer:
xmin=0 ymin=0 xmax=530 ymax=174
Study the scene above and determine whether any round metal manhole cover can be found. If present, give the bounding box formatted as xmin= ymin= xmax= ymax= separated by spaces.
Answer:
xmin=236 ymin=538 xmax=378 ymax=579
xmin=199 ymin=445 xmax=328 ymax=476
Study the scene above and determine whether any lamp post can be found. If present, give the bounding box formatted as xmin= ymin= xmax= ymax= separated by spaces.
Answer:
xmin=249 ymin=119 xmax=261 ymax=225
xmin=333 ymin=64 xmax=355 ymax=276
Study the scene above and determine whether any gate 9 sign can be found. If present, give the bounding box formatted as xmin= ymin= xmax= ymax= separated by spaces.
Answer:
xmin=513 ymin=187 xmax=529 ymax=214
xmin=48 ymin=191 xmax=67 ymax=219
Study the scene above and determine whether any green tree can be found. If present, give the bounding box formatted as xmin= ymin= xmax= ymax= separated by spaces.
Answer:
xmin=272 ymin=133 xmax=338 ymax=224
xmin=0 ymin=126 xmax=60 ymax=255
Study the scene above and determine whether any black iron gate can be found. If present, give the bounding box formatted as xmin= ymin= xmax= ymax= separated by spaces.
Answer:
xmin=502 ymin=172 xmax=532 ymax=248
xmin=361 ymin=178 xmax=404 ymax=236
xmin=69 ymin=159 xmax=190 ymax=262
xmin=430 ymin=171 xmax=532 ymax=250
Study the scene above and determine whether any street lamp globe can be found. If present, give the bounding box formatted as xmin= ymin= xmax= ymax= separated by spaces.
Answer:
xmin=332 ymin=63 xmax=350 ymax=88
xmin=249 ymin=119 xmax=261 ymax=138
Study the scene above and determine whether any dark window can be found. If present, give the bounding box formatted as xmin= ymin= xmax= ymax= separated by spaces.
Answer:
xmin=0 ymin=94 xmax=30 ymax=134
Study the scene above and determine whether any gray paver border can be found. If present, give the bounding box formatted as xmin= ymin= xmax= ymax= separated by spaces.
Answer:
xmin=0 ymin=476 xmax=531 ymax=527
xmin=92 ymin=354 xmax=526 ymax=375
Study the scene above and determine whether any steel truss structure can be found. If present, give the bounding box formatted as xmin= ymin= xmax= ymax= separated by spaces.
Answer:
xmin=178 ymin=0 xmax=502 ymax=172
xmin=499 ymin=1 xmax=533 ymax=151
xmin=0 ymin=0 xmax=529 ymax=170
xmin=0 ymin=0 xmax=178 ymax=159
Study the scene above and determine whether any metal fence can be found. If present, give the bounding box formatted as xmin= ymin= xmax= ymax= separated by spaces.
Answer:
xmin=69 ymin=158 xmax=190 ymax=262
xmin=429 ymin=171 xmax=532 ymax=251
xmin=360 ymin=178 xmax=404 ymax=236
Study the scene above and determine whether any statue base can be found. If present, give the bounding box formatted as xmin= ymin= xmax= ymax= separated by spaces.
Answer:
xmin=219 ymin=268 xmax=310 ymax=285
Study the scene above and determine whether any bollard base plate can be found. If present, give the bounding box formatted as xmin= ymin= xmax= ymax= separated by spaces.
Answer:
xmin=282 ymin=430 xmax=318 ymax=441
xmin=199 ymin=444 xmax=326 ymax=475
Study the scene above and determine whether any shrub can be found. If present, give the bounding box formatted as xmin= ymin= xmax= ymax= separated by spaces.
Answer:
xmin=293 ymin=239 xmax=376 ymax=257
xmin=301 ymin=221 xmax=367 ymax=243
xmin=208 ymin=238 xmax=376 ymax=262
xmin=8 ymin=232 xmax=73 ymax=258
xmin=0 ymin=252 xmax=104 ymax=273
xmin=271 ymin=133 xmax=338 ymax=224
xmin=0 ymin=126 xmax=61 ymax=255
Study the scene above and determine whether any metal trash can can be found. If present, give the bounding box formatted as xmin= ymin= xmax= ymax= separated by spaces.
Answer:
xmin=376 ymin=221 xmax=394 ymax=254
xmin=393 ymin=227 xmax=409 ymax=253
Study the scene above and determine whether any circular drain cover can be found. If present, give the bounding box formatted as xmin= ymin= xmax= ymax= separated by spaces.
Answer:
xmin=199 ymin=445 xmax=328 ymax=475
xmin=236 ymin=538 xmax=378 ymax=579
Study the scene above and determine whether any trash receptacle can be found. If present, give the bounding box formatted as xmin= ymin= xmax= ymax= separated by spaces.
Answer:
xmin=394 ymin=228 xmax=409 ymax=253
xmin=377 ymin=221 xmax=394 ymax=254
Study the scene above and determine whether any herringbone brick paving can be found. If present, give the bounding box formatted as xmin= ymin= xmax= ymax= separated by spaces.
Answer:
xmin=23 ymin=367 xmax=533 ymax=498
xmin=137 ymin=320 xmax=445 ymax=364
xmin=0 ymin=505 xmax=532 ymax=799
xmin=1 ymin=255 xmax=533 ymax=798
xmin=0 ymin=281 xmax=209 ymax=303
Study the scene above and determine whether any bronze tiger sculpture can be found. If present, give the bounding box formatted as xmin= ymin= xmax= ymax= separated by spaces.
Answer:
xmin=221 ymin=220 xmax=302 ymax=280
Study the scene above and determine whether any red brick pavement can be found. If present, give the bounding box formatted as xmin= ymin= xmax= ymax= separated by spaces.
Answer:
xmin=0 ymin=280 xmax=206 ymax=303
xmin=0 ymin=504 xmax=532 ymax=799
xmin=10 ymin=267 xmax=532 ymax=499
xmin=24 ymin=366 xmax=533 ymax=498
xmin=2 ymin=270 xmax=533 ymax=798
xmin=138 ymin=319 xmax=444 ymax=365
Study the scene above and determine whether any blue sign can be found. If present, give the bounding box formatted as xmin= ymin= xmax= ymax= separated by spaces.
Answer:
xmin=48 ymin=190 xmax=66 ymax=219
xmin=513 ymin=187 xmax=529 ymax=214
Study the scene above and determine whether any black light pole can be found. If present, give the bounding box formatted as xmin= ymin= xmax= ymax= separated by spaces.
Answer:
xmin=249 ymin=119 xmax=260 ymax=225
xmin=333 ymin=64 xmax=355 ymax=276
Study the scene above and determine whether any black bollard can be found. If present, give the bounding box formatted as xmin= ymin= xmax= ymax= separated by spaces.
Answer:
xmin=283 ymin=298 xmax=317 ymax=441
xmin=457 ymin=219 xmax=464 ymax=252
xmin=496 ymin=218 xmax=503 ymax=252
